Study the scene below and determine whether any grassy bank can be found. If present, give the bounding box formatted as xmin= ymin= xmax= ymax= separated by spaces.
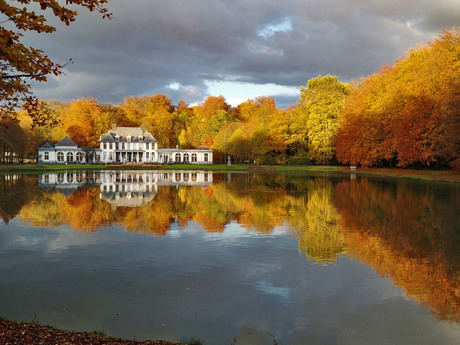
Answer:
xmin=1 ymin=164 xmax=459 ymax=182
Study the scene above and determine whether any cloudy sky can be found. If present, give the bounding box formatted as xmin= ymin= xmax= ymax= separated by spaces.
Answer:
xmin=24 ymin=0 xmax=459 ymax=109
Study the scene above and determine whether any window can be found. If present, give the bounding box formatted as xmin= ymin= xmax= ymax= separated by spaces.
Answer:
xmin=122 ymin=143 xmax=125 ymax=150
xmin=76 ymin=152 xmax=84 ymax=162
xmin=204 ymin=153 xmax=208 ymax=162
xmin=183 ymin=153 xmax=189 ymax=163
xmin=103 ymin=143 xmax=107 ymax=150
xmin=175 ymin=153 xmax=181 ymax=163
xmin=109 ymin=143 xmax=113 ymax=150
xmin=57 ymin=152 xmax=64 ymax=162
xmin=66 ymin=152 xmax=73 ymax=162
xmin=146 ymin=152 xmax=149 ymax=160
xmin=146 ymin=143 xmax=150 ymax=150
xmin=57 ymin=173 xmax=65 ymax=183
xmin=44 ymin=152 xmax=49 ymax=160
xmin=191 ymin=153 xmax=197 ymax=163
xmin=183 ymin=173 xmax=189 ymax=182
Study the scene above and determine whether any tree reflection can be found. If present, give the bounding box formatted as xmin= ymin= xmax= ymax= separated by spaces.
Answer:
xmin=0 ymin=174 xmax=38 ymax=224
xmin=8 ymin=171 xmax=460 ymax=323
xmin=335 ymin=178 xmax=460 ymax=323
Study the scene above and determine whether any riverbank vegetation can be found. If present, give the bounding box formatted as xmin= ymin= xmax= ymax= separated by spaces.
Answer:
xmin=1 ymin=28 xmax=458 ymax=171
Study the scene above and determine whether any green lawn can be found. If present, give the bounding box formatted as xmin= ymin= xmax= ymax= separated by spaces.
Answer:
xmin=0 ymin=164 xmax=106 ymax=171
xmin=1 ymin=163 xmax=459 ymax=182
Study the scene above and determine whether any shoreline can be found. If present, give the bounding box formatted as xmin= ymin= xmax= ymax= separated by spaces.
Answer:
xmin=0 ymin=317 xmax=185 ymax=345
xmin=0 ymin=164 xmax=459 ymax=182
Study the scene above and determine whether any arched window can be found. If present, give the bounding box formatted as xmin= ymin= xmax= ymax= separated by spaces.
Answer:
xmin=57 ymin=173 xmax=65 ymax=183
xmin=183 ymin=173 xmax=189 ymax=182
xmin=191 ymin=153 xmax=197 ymax=163
xmin=67 ymin=173 xmax=74 ymax=183
xmin=76 ymin=152 xmax=84 ymax=162
xmin=57 ymin=152 xmax=64 ymax=162
xmin=175 ymin=153 xmax=181 ymax=163
xmin=66 ymin=152 xmax=73 ymax=162
xmin=183 ymin=153 xmax=189 ymax=163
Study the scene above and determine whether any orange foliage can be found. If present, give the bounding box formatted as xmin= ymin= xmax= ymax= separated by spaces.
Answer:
xmin=337 ymin=28 xmax=460 ymax=169
xmin=335 ymin=178 xmax=460 ymax=322
xmin=0 ymin=0 xmax=110 ymax=124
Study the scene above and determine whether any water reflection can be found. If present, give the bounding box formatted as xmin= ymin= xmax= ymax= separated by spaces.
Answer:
xmin=1 ymin=170 xmax=459 ymax=328
xmin=335 ymin=178 xmax=460 ymax=323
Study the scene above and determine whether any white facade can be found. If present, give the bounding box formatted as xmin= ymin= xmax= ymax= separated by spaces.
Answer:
xmin=157 ymin=148 xmax=213 ymax=164
xmin=100 ymin=124 xmax=213 ymax=164
xmin=38 ymin=170 xmax=213 ymax=208
xmin=38 ymin=136 xmax=100 ymax=164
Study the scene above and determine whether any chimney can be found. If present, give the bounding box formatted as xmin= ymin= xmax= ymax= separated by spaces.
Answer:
xmin=111 ymin=122 xmax=117 ymax=131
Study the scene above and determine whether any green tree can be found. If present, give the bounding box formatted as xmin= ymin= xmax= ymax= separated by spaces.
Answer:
xmin=299 ymin=75 xmax=350 ymax=164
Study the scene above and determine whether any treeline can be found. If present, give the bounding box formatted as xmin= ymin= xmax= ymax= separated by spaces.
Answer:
xmin=4 ymin=27 xmax=459 ymax=169
xmin=337 ymin=28 xmax=460 ymax=170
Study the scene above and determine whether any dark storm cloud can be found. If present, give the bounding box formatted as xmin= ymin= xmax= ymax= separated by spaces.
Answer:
xmin=28 ymin=0 xmax=459 ymax=108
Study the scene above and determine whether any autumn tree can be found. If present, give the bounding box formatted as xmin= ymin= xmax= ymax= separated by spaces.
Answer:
xmin=0 ymin=119 xmax=27 ymax=162
xmin=58 ymin=98 xmax=114 ymax=147
xmin=143 ymin=94 xmax=175 ymax=147
xmin=0 ymin=0 xmax=111 ymax=125
xmin=298 ymin=75 xmax=349 ymax=164
xmin=337 ymin=27 xmax=460 ymax=169
xmin=180 ymin=95 xmax=232 ymax=149
xmin=16 ymin=100 xmax=64 ymax=156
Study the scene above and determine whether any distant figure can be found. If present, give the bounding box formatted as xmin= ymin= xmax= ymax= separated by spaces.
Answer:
xmin=227 ymin=156 xmax=232 ymax=167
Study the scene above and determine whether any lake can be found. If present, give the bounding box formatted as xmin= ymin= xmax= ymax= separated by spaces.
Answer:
xmin=0 ymin=170 xmax=459 ymax=345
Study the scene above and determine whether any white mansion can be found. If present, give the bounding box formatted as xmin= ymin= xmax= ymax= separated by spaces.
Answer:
xmin=38 ymin=124 xmax=213 ymax=165
xmin=99 ymin=125 xmax=213 ymax=164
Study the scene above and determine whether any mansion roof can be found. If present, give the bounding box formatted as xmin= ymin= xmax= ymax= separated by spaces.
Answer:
xmin=39 ymin=136 xmax=79 ymax=150
xmin=39 ymin=142 xmax=54 ymax=149
xmin=55 ymin=136 xmax=78 ymax=147
xmin=100 ymin=125 xmax=158 ymax=143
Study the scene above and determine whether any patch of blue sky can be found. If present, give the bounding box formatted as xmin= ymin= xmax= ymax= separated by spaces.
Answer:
xmin=205 ymin=80 xmax=298 ymax=107
xmin=257 ymin=17 xmax=293 ymax=38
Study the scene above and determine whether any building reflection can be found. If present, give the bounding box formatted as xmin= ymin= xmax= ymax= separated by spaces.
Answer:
xmin=38 ymin=170 xmax=213 ymax=208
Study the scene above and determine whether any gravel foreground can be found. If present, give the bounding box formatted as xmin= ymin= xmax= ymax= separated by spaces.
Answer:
xmin=0 ymin=318 xmax=184 ymax=345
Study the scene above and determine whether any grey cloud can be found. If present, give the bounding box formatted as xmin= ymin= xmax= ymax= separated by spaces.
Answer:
xmin=27 ymin=0 xmax=460 ymax=108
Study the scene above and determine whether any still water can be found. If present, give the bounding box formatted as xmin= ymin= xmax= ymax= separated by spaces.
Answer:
xmin=0 ymin=170 xmax=459 ymax=344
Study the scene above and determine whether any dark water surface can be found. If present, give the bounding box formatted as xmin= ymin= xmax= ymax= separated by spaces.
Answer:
xmin=0 ymin=170 xmax=459 ymax=344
